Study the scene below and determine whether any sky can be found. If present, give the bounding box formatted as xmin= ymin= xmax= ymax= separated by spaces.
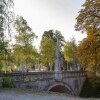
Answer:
xmin=14 ymin=0 xmax=86 ymax=49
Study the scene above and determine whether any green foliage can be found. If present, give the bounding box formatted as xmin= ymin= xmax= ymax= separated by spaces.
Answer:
xmin=63 ymin=38 xmax=77 ymax=65
xmin=14 ymin=16 xmax=35 ymax=44
xmin=80 ymin=78 xmax=100 ymax=98
xmin=0 ymin=41 xmax=9 ymax=72
xmin=90 ymin=76 xmax=100 ymax=88
xmin=0 ymin=41 xmax=8 ymax=54
xmin=0 ymin=62 xmax=3 ymax=71
xmin=2 ymin=75 xmax=16 ymax=88
xmin=0 ymin=0 xmax=14 ymax=72
xmin=40 ymin=30 xmax=65 ymax=68
xmin=0 ymin=40 xmax=16 ymax=72
xmin=41 ymin=38 xmax=56 ymax=65
xmin=13 ymin=16 xmax=38 ymax=69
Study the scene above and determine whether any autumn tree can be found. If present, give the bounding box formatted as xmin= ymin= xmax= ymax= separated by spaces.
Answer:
xmin=75 ymin=0 xmax=100 ymax=36
xmin=75 ymin=0 xmax=100 ymax=49
xmin=75 ymin=0 xmax=100 ymax=74
xmin=75 ymin=32 xmax=100 ymax=72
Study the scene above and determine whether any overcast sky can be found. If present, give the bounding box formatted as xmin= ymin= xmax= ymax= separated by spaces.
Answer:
xmin=14 ymin=0 xmax=86 ymax=49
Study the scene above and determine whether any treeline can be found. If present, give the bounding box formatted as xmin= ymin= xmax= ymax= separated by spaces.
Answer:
xmin=0 ymin=0 xmax=100 ymax=76
xmin=0 ymin=0 xmax=78 ymax=72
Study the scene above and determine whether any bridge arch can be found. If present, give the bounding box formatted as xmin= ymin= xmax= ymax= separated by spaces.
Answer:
xmin=47 ymin=82 xmax=74 ymax=95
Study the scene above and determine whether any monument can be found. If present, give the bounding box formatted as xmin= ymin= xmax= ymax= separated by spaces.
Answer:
xmin=54 ymin=37 xmax=62 ymax=80
xmin=19 ymin=63 xmax=25 ymax=72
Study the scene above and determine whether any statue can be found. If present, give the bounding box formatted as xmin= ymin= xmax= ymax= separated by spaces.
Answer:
xmin=19 ymin=63 xmax=25 ymax=72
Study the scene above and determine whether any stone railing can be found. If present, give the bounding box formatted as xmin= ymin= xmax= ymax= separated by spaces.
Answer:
xmin=0 ymin=71 xmax=87 ymax=82
xmin=0 ymin=72 xmax=55 ymax=83
xmin=0 ymin=72 xmax=56 ymax=88
xmin=62 ymin=71 xmax=87 ymax=78
xmin=0 ymin=71 xmax=87 ymax=88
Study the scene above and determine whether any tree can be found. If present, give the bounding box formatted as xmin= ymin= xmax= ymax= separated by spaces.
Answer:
xmin=75 ymin=0 xmax=100 ymax=74
xmin=13 ymin=16 xmax=37 ymax=70
xmin=75 ymin=0 xmax=100 ymax=37
xmin=40 ymin=30 xmax=65 ymax=71
xmin=0 ymin=0 xmax=14 ymax=40
xmin=75 ymin=0 xmax=100 ymax=48
xmin=40 ymin=30 xmax=56 ymax=70
xmin=63 ymin=38 xmax=77 ymax=70
xmin=75 ymin=33 xmax=100 ymax=73
xmin=0 ymin=0 xmax=14 ymax=72
xmin=0 ymin=41 xmax=8 ymax=71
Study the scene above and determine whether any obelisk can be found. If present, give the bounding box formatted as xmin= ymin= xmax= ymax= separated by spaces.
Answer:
xmin=55 ymin=37 xmax=62 ymax=80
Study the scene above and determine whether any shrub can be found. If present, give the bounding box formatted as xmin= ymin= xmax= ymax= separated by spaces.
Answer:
xmin=0 ymin=62 xmax=3 ymax=72
xmin=2 ymin=75 xmax=16 ymax=88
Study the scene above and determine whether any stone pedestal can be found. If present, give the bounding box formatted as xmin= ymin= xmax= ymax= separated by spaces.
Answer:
xmin=55 ymin=71 xmax=62 ymax=80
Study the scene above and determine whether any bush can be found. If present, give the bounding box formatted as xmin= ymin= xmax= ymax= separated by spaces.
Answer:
xmin=80 ymin=77 xmax=100 ymax=98
xmin=2 ymin=75 xmax=16 ymax=88
xmin=0 ymin=62 xmax=3 ymax=72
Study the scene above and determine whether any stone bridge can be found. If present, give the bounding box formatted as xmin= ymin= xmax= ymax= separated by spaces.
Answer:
xmin=0 ymin=36 xmax=87 ymax=96
xmin=0 ymin=71 xmax=87 ymax=96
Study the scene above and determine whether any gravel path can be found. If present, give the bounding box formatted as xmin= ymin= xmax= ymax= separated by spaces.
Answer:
xmin=0 ymin=89 xmax=99 ymax=100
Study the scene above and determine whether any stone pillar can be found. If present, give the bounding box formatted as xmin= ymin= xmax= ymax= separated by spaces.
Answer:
xmin=54 ymin=37 xmax=62 ymax=80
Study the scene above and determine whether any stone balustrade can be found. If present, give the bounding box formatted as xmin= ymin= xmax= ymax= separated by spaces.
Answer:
xmin=62 ymin=71 xmax=87 ymax=78
xmin=0 ymin=71 xmax=87 ymax=82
